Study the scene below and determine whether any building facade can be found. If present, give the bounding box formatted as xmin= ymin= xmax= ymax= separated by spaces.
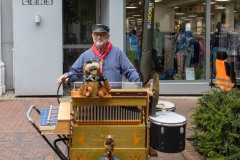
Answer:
xmin=1 ymin=0 xmax=240 ymax=96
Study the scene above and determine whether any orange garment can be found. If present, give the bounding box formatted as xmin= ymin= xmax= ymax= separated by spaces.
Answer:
xmin=215 ymin=59 xmax=235 ymax=91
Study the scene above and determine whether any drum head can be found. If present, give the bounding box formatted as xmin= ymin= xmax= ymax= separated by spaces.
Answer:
xmin=149 ymin=112 xmax=186 ymax=126
xmin=156 ymin=100 xmax=175 ymax=110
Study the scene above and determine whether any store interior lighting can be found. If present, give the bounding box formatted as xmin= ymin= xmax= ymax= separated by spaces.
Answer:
xmin=126 ymin=6 xmax=137 ymax=9
xmin=215 ymin=4 xmax=226 ymax=9
xmin=203 ymin=2 xmax=216 ymax=5
xmin=215 ymin=0 xmax=231 ymax=1
xmin=188 ymin=14 xmax=197 ymax=18
xmin=175 ymin=13 xmax=185 ymax=15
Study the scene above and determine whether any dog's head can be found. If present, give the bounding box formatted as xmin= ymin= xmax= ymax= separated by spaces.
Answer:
xmin=83 ymin=59 xmax=101 ymax=76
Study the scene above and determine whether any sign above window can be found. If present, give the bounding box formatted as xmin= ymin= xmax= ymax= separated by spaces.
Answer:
xmin=22 ymin=0 xmax=53 ymax=5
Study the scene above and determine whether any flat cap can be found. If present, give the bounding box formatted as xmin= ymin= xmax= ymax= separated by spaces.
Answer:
xmin=92 ymin=24 xmax=110 ymax=33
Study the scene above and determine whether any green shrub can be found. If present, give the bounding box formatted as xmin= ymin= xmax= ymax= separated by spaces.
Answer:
xmin=194 ymin=65 xmax=204 ymax=80
xmin=191 ymin=88 xmax=240 ymax=159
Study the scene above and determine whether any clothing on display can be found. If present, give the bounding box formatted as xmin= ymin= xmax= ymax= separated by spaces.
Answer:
xmin=199 ymin=40 xmax=205 ymax=65
xmin=211 ymin=30 xmax=229 ymax=77
xmin=227 ymin=31 xmax=240 ymax=76
xmin=153 ymin=27 xmax=163 ymax=57
xmin=152 ymin=49 xmax=161 ymax=72
xmin=212 ymin=31 xmax=228 ymax=49
xmin=228 ymin=31 xmax=240 ymax=56
xmin=152 ymin=26 xmax=163 ymax=73
xmin=192 ymin=37 xmax=200 ymax=65
xmin=129 ymin=32 xmax=140 ymax=67
xmin=163 ymin=35 xmax=175 ymax=72
xmin=174 ymin=30 xmax=194 ymax=77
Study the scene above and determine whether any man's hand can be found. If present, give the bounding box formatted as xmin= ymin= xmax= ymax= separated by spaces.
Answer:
xmin=56 ymin=74 xmax=69 ymax=86
xmin=143 ymin=81 xmax=151 ymax=88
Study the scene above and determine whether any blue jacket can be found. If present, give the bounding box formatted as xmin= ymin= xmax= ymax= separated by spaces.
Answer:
xmin=67 ymin=46 xmax=140 ymax=82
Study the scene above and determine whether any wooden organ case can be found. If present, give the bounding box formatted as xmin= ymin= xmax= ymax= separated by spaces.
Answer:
xmin=70 ymin=88 xmax=150 ymax=160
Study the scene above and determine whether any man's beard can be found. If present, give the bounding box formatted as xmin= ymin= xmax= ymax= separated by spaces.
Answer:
xmin=94 ymin=38 xmax=108 ymax=48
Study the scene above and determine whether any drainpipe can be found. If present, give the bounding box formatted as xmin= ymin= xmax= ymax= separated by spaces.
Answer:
xmin=0 ymin=0 xmax=6 ymax=96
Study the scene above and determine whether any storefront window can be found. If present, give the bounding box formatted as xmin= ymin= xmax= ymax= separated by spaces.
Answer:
xmin=126 ymin=0 xmax=144 ymax=69
xmin=126 ymin=0 xmax=207 ymax=81
xmin=210 ymin=0 xmax=240 ymax=84
xmin=63 ymin=0 xmax=96 ymax=72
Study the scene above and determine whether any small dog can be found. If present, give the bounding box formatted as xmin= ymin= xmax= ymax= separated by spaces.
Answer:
xmin=79 ymin=59 xmax=111 ymax=97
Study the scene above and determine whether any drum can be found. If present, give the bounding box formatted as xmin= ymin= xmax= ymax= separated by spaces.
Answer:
xmin=156 ymin=100 xmax=176 ymax=112
xmin=149 ymin=112 xmax=186 ymax=153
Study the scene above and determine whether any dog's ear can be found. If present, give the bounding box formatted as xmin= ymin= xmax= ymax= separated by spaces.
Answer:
xmin=83 ymin=63 xmax=89 ymax=76
xmin=97 ymin=62 xmax=101 ymax=75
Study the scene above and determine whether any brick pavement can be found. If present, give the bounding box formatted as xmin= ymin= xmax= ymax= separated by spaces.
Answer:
xmin=0 ymin=94 xmax=206 ymax=160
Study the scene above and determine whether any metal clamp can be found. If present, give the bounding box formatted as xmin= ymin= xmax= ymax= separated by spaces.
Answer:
xmin=147 ymin=120 xmax=151 ymax=128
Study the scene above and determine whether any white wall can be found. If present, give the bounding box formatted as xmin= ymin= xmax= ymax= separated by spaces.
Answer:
xmin=101 ymin=0 xmax=124 ymax=50
xmin=1 ymin=0 xmax=13 ymax=91
xmin=0 ymin=0 xmax=6 ymax=96
xmin=13 ymin=0 xmax=63 ymax=96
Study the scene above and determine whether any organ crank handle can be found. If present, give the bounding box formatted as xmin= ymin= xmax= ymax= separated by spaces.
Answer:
xmin=149 ymin=73 xmax=159 ymax=117
xmin=152 ymin=73 xmax=159 ymax=101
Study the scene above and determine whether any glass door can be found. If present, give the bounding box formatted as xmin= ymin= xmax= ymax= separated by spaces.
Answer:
xmin=63 ymin=0 xmax=98 ymax=73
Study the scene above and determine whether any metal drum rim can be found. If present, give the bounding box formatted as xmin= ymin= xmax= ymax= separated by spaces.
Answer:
xmin=156 ymin=107 xmax=176 ymax=111
xmin=149 ymin=119 xmax=187 ymax=127
xmin=157 ymin=100 xmax=176 ymax=109
xmin=149 ymin=112 xmax=187 ymax=127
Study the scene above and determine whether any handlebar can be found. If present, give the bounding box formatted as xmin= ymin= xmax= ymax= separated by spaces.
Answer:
xmin=26 ymin=105 xmax=40 ymax=124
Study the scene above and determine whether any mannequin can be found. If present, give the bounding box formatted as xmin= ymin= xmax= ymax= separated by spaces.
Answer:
xmin=211 ymin=22 xmax=228 ymax=77
xmin=129 ymin=29 xmax=140 ymax=68
xmin=198 ymin=35 xmax=205 ymax=65
xmin=174 ymin=22 xmax=193 ymax=79
xmin=163 ymin=33 xmax=175 ymax=72
xmin=192 ymin=32 xmax=200 ymax=65
xmin=152 ymin=22 xmax=163 ymax=73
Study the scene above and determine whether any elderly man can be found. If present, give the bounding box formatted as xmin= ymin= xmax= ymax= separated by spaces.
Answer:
xmin=57 ymin=24 xmax=140 ymax=85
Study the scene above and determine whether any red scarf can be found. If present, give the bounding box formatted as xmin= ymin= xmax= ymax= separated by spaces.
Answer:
xmin=91 ymin=42 xmax=112 ymax=72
